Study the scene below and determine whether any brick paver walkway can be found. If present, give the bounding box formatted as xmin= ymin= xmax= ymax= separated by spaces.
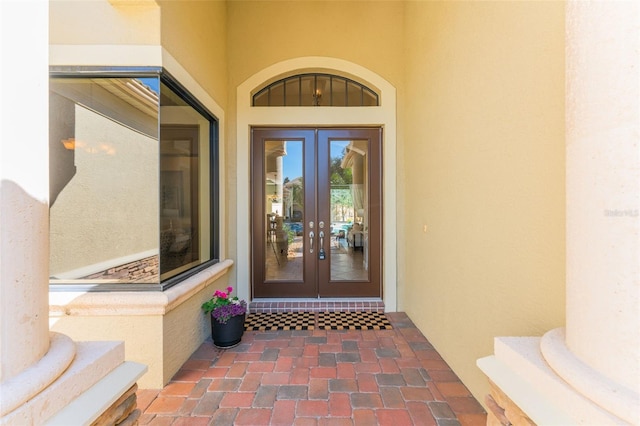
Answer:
xmin=136 ymin=312 xmax=486 ymax=425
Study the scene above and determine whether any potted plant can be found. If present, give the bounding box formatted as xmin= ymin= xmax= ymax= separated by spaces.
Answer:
xmin=201 ymin=286 xmax=247 ymax=348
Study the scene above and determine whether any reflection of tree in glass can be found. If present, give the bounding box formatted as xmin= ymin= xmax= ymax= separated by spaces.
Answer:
xmin=331 ymin=189 xmax=353 ymax=222
xmin=330 ymin=151 xmax=352 ymax=184
xmin=330 ymin=149 xmax=354 ymax=222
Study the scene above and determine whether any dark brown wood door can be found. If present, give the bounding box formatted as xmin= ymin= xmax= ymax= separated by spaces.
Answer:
xmin=251 ymin=128 xmax=381 ymax=298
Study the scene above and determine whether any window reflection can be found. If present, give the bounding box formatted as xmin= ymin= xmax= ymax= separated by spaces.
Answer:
xmin=330 ymin=140 xmax=369 ymax=281
xmin=264 ymin=140 xmax=304 ymax=282
xmin=49 ymin=73 xmax=216 ymax=287
xmin=49 ymin=77 xmax=160 ymax=283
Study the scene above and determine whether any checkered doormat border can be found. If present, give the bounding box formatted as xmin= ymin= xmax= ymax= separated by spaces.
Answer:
xmin=245 ymin=312 xmax=316 ymax=331
xmin=244 ymin=311 xmax=392 ymax=331
xmin=317 ymin=311 xmax=392 ymax=330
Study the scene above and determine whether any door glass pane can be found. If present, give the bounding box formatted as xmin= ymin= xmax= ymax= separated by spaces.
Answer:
xmin=329 ymin=140 xmax=369 ymax=281
xmin=264 ymin=140 xmax=304 ymax=281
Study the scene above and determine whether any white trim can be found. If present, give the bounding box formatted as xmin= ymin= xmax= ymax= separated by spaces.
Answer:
xmin=236 ymin=56 xmax=397 ymax=311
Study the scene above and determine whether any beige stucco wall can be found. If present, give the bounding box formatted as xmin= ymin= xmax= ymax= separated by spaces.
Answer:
xmin=49 ymin=0 xmax=165 ymax=275
xmin=49 ymin=103 xmax=158 ymax=276
xmin=48 ymin=0 xmax=568 ymax=405
xmin=50 ymin=262 xmax=232 ymax=388
xmin=226 ymin=0 xmax=565 ymax=405
xmin=226 ymin=0 xmax=406 ymax=291
xmin=401 ymin=1 xmax=566 ymax=403
xmin=49 ymin=0 xmax=232 ymax=389
xmin=50 ymin=314 xmax=162 ymax=387
xmin=158 ymin=0 xmax=229 ymax=260
xmin=159 ymin=0 xmax=228 ymax=109
xmin=50 ymin=0 xmax=160 ymax=45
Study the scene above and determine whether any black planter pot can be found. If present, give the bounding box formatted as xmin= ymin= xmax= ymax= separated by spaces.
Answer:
xmin=211 ymin=313 xmax=246 ymax=348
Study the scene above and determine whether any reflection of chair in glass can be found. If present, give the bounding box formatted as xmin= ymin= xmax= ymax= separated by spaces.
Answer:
xmin=330 ymin=224 xmax=348 ymax=249
xmin=266 ymin=214 xmax=280 ymax=266
xmin=272 ymin=216 xmax=286 ymax=254
xmin=267 ymin=214 xmax=276 ymax=242
xmin=330 ymin=231 xmax=339 ymax=248
xmin=160 ymin=228 xmax=191 ymax=271
xmin=267 ymin=214 xmax=289 ymax=265
xmin=348 ymin=223 xmax=364 ymax=250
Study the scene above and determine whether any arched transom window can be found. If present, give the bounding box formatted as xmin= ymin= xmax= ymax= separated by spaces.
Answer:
xmin=253 ymin=73 xmax=379 ymax=107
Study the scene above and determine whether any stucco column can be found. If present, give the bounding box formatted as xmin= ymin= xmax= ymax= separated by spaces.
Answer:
xmin=276 ymin=154 xmax=284 ymax=213
xmin=540 ymin=0 xmax=640 ymax=420
xmin=0 ymin=1 xmax=51 ymax=381
xmin=478 ymin=2 xmax=639 ymax=424
xmin=268 ymin=141 xmax=286 ymax=216
xmin=0 ymin=0 xmax=78 ymax=416
xmin=1 ymin=3 xmax=145 ymax=424
xmin=563 ymin=0 xmax=639 ymax=387
xmin=0 ymin=0 xmax=74 ymax=382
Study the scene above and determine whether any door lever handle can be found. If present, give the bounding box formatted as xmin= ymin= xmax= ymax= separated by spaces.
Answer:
xmin=319 ymin=231 xmax=324 ymax=248
xmin=309 ymin=231 xmax=315 ymax=253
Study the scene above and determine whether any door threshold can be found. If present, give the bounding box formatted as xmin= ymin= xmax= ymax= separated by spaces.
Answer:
xmin=249 ymin=298 xmax=385 ymax=313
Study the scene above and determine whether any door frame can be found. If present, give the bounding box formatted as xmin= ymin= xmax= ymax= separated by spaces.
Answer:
xmin=251 ymin=127 xmax=383 ymax=299
xmin=236 ymin=57 xmax=397 ymax=310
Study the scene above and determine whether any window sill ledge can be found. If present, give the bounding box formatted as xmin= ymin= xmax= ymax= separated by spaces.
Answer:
xmin=50 ymin=259 xmax=234 ymax=317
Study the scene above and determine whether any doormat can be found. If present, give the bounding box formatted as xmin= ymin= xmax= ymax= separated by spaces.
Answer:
xmin=317 ymin=311 xmax=393 ymax=330
xmin=244 ymin=311 xmax=393 ymax=331
xmin=244 ymin=312 xmax=316 ymax=331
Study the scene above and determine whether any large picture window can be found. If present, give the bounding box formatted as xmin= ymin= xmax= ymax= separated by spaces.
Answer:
xmin=49 ymin=68 xmax=218 ymax=290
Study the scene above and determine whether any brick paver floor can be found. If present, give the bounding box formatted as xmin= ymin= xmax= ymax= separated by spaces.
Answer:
xmin=136 ymin=312 xmax=486 ymax=425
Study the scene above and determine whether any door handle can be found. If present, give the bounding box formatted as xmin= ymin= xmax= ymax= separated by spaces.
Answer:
xmin=309 ymin=231 xmax=315 ymax=253
xmin=318 ymin=231 xmax=326 ymax=260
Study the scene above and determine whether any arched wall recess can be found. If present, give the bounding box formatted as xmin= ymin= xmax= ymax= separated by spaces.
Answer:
xmin=236 ymin=56 xmax=397 ymax=311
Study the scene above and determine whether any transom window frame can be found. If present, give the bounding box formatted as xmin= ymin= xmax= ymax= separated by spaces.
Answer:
xmin=48 ymin=66 xmax=220 ymax=292
xmin=253 ymin=73 xmax=379 ymax=107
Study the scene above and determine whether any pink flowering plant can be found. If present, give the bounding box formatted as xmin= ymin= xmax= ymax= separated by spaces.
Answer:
xmin=201 ymin=286 xmax=247 ymax=324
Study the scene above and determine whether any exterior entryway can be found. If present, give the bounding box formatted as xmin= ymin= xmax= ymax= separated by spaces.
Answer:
xmin=251 ymin=128 xmax=382 ymax=298
xmin=137 ymin=312 xmax=488 ymax=424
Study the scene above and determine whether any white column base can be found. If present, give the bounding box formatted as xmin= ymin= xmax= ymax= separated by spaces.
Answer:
xmin=541 ymin=328 xmax=639 ymax=424
xmin=1 ymin=340 xmax=145 ymax=425
xmin=478 ymin=337 xmax=631 ymax=425
xmin=0 ymin=333 xmax=76 ymax=417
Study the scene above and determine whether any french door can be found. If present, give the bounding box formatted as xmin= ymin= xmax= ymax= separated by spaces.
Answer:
xmin=251 ymin=128 xmax=382 ymax=298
